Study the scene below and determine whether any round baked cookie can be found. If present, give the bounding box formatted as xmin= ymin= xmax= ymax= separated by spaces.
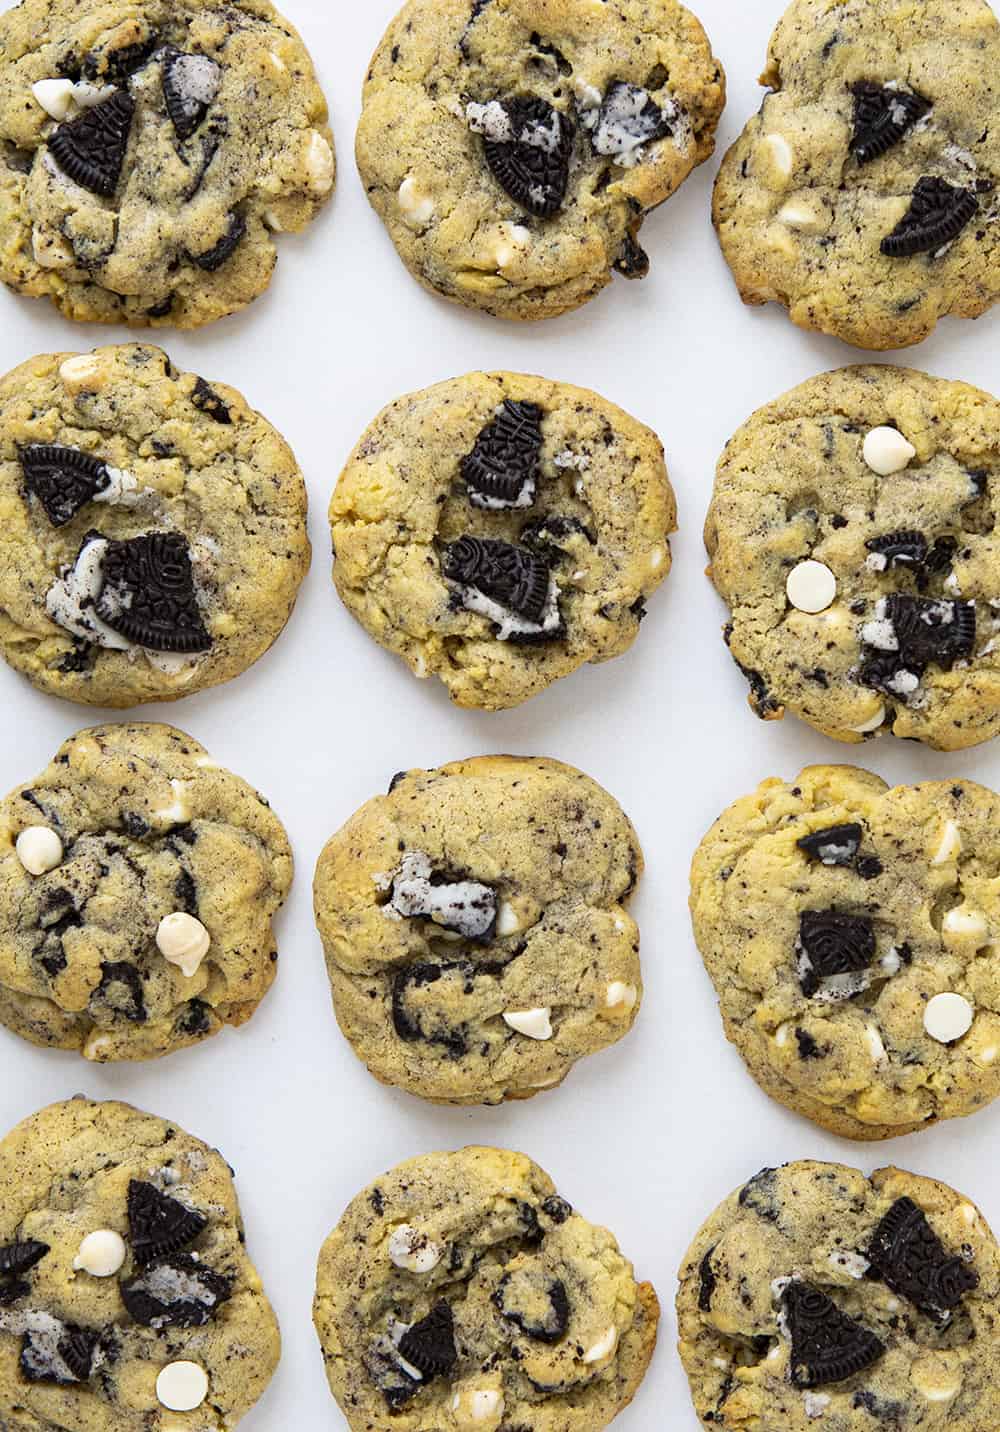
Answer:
xmin=314 ymin=1146 xmax=659 ymax=1432
xmin=356 ymin=0 xmax=724 ymax=321
xmin=705 ymin=365 xmax=1000 ymax=751
xmin=691 ymin=765 xmax=1000 ymax=1140
xmin=0 ymin=721 xmax=292 ymax=1061
xmin=712 ymin=0 xmax=1000 ymax=351
xmin=331 ymin=372 xmax=676 ymax=710
xmin=678 ymin=1160 xmax=1000 ymax=1432
xmin=0 ymin=1096 xmax=280 ymax=1429
xmin=0 ymin=343 xmax=311 ymax=708
xmin=0 ymin=0 xmax=334 ymax=328
xmin=314 ymin=756 xmax=642 ymax=1105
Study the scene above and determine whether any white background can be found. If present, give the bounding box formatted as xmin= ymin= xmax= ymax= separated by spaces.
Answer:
xmin=1 ymin=1 xmax=998 ymax=1427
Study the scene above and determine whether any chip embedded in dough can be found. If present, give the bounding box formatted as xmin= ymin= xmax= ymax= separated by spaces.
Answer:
xmin=0 ymin=344 xmax=310 ymax=708
xmin=0 ymin=0 xmax=334 ymax=328
xmin=705 ymin=365 xmax=1000 ymax=751
xmin=691 ymin=765 xmax=1000 ymax=1140
xmin=0 ymin=1097 xmax=280 ymax=1427
xmin=356 ymin=0 xmax=725 ymax=321
xmin=314 ymin=756 xmax=643 ymax=1105
xmin=0 ymin=722 xmax=292 ymax=1061
xmin=678 ymin=1161 xmax=1000 ymax=1432
xmin=330 ymin=371 xmax=677 ymax=711
xmin=712 ymin=0 xmax=1000 ymax=350
xmin=314 ymin=1146 xmax=659 ymax=1431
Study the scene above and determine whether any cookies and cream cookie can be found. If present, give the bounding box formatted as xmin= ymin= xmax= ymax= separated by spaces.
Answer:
xmin=314 ymin=756 xmax=642 ymax=1105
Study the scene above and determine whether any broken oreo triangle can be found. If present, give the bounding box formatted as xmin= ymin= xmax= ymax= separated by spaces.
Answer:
xmin=127 ymin=1180 xmax=207 ymax=1265
xmin=121 ymin=1252 xmax=233 ymax=1328
xmin=881 ymin=177 xmax=979 ymax=258
xmin=49 ymin=90 xmax=135 ymax=197
xmin=783 ymin=1281 xmax=885 ymax=1388
xmin=796 ymin=825 xmax=863 ymax=867
xmin=20 ymin=446 xmax=111 ymax=527
xmin=461 ymin=400 xmax=543 ymax=509
xmin=96 ymin=532 xmax=211 ymax=653
xmin=398 ymin=1300 xmax=457 ymax=1378
xmin=868 ymin=1197 xmax=979 ymax=1320
xmin=798 ymin=909 xmax=876 ymax=997
xmin=163 ymin=49 xmax=221 ymax=142
xmin=443 ymin=536 xmax=551 ymax=626
xmin=850 ymin=84 xmax=931 ymax=165
xmin=481 ymin=96 xmax=574 ymax=218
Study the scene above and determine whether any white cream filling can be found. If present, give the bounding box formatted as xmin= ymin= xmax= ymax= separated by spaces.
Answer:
xmin=388 ymin=851 xmax=496 ymax=939
xmin=456 ymin=576 xmax=562 ymax=642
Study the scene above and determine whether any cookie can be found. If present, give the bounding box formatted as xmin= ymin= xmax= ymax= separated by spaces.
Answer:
xmin=677 ymin=1160 xmax=1000 ymax=1432
xmin=712 ymin=0 xmax=1000 ymax=351
xmin=0 ymin=0 xmax=334 ymax=328
xmin=0 ymin=722 xmax=292 ymax=1062
xmin=314 ymin=756 xmax=643 ymax=1105
xmin=330 ymin=371 xmax=676 ymax=710
xmin=691 ymin=765 xmax=1000 ymax=1140
xmin=0 ymin=343 xmax=310 ymax=708
xmin=705 ymin=365 xmax=1000 ymax=751
xmin=356 ymin=0 xmax=724 ymax=321
xmin=0 ymin=1097 xmax=279 ymax=1428
xmin=313 ymin=1146 xmax=659 ymax=1432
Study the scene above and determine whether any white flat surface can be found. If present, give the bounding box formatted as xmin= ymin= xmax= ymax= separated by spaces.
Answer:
xmin=0 ymin=1 xmax=998 ymax=1427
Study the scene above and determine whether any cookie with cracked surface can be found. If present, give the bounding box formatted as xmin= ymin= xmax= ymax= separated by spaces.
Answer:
xmin=0 ymin=344 xmax=310 ymax=708
xmin=713 ymin=0 xmax=1000 ymax=351
xmin=0 ymin=1096 xmax=280 ymax=1429
xmin=678 ymin=1160 xmax=999 ymax=1432
xmin=705 ymin=365 xmax=1000 ymax=751
xmin=691 ymin=765 xmax=1000 ymax=1140
xmin=0 ymin=722 xmax=292 ymax=1061
xmin=313 ymin=1146 xmax=659 ymax=1432
xmin=314 ymin=756 xmax=642 ymax=1105
xmin=0 ymin=0 xmax=333 ymax=328
xmin=330 ymin=372 xmax=676 ymax=710
xmin=356 ymin=0 xmax=724 ymax=321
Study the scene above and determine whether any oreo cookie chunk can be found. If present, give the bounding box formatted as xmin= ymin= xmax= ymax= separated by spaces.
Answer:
xmin=315 ymin=756 xmax=643 ymax=1105
xmin=706 ymin=366 xmax=1000 ymax=749
xmin=0 ymin=1097 xmax=279 ymax=1425
xmin=692 ymin=765 xmax=1000 ymax=1140
xmin=678 ymin=1161 xmax=1000 ymax=1431
xmin=331 ymin=371 xmax=675 ymax=710
xmin=0 ymin=344 xmax=309 ymax=707
xmin=713 ymin=0 xmax=1000 ymax=350
xmin=0 ymin=722 xmax=292 ymax=1062
xmin=314 ymin=1147 xmax=660 ymax=1431
xmin=357 ymin=0 xmax=724 ymax=321
xmin=0 ymin=0 xmax=334 ymax=328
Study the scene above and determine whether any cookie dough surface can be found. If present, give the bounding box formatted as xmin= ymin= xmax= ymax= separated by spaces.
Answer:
xmin=0 ymin=722 xmax=292 ymax=1061
xmin=705 ymin=366 xmax=1000 ymax=751
xmin=713 ymin=0 xmax=1000 ymax=350
xmin=678 ymin=1161 xmax=1000 ymax=1432
xmin=0 ymin=0 xmax=334 ymax=328
xmin=331 ymin=372 xmax=676 ymax=710
xmin=0 ymin=343 xmax=310 ymax=708
xmin=691 ymin=766 xmax=1000 ymax=1140
xmin=314 ymin=1146 xmax=659 ymax=1432
xmin=314 ymin=756 xmax=643 ymax=1105
xmin=357 ymin=0 xmax=724 ymax=321
xmin=0 ymin=1097 xmax=279 ymax=1431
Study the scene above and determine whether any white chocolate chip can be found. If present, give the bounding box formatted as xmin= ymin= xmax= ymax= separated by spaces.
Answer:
xmin=942 ymin=906 xmax=989 ymax=944
xmin=32 ymin=78 xmax=75 ymax=120
xmin=932 ymin=820 xmax=962 ymax=864
xmin=924 ymin=992 xmax=974 ymax=1044
xmin=305 ymin=130 xmax=334 ymax=193
xmin=960 ymin=1203 xmax=979 ymax=1228
xmin=980 ymin=1045 xmax=998 ymax=1066
xmin=388 ymin=1225 xmax=442 ymax=1273
xmin=32 ymin=227 xmax=74 ymax=268
xmin=451 ymin=1388 xmax=505 ymax=1427
xmin=863 ymin=427 xmax=916 ymax=476
xmin=495 ymin=901 xmax=520 ymax=937
xmin=778 ymin=200 xmax=823 ymax=232
xmin=154 ymin=779 xmax=191 ymax=825
xmin=262 ymin=208 xmax=284 ymax=231
xmin=156 ymin=1361 xmax=209 ymax=1412
xmin=804 ymin=1392 xmax=831 ymax=1419
xmin=851 ymin=704 xmax=887 ymax=735
xmin=268 ymin=51 xmax=287 ymax=73
xmin=59 ymin=354 xmax=103 ymax=390
xmin=911 ymin=1356 xmax=963 ymax=1404
xmin=786 ymin=560 xmax=837 ymax=614
xmin=398 ymin=176 xmax=435 ymax=229
xmin=583 ymin=1325 xmax=618 ymax=1364
xmin=605 ymin=981 xmax=638 ymax=1012
xmin=762 ymin=133 xmax=793 ymax=178
xmin=503 ymin=1008 xmax=553 ymax=1040
xmin=71 ymin=81 xmax=115 ymax=109
xmin=649 ymin=546 xmax=666 ymax=572
xmin=73 ymin=1230 xmax=126 ymax=1278
xmin=864 ymin=1024 xmax=888 ymax=1066
xmin=156 ymin=913 xmax=211 ymax=979
xmin=15 ymin=827 xmax=63 ymax=876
